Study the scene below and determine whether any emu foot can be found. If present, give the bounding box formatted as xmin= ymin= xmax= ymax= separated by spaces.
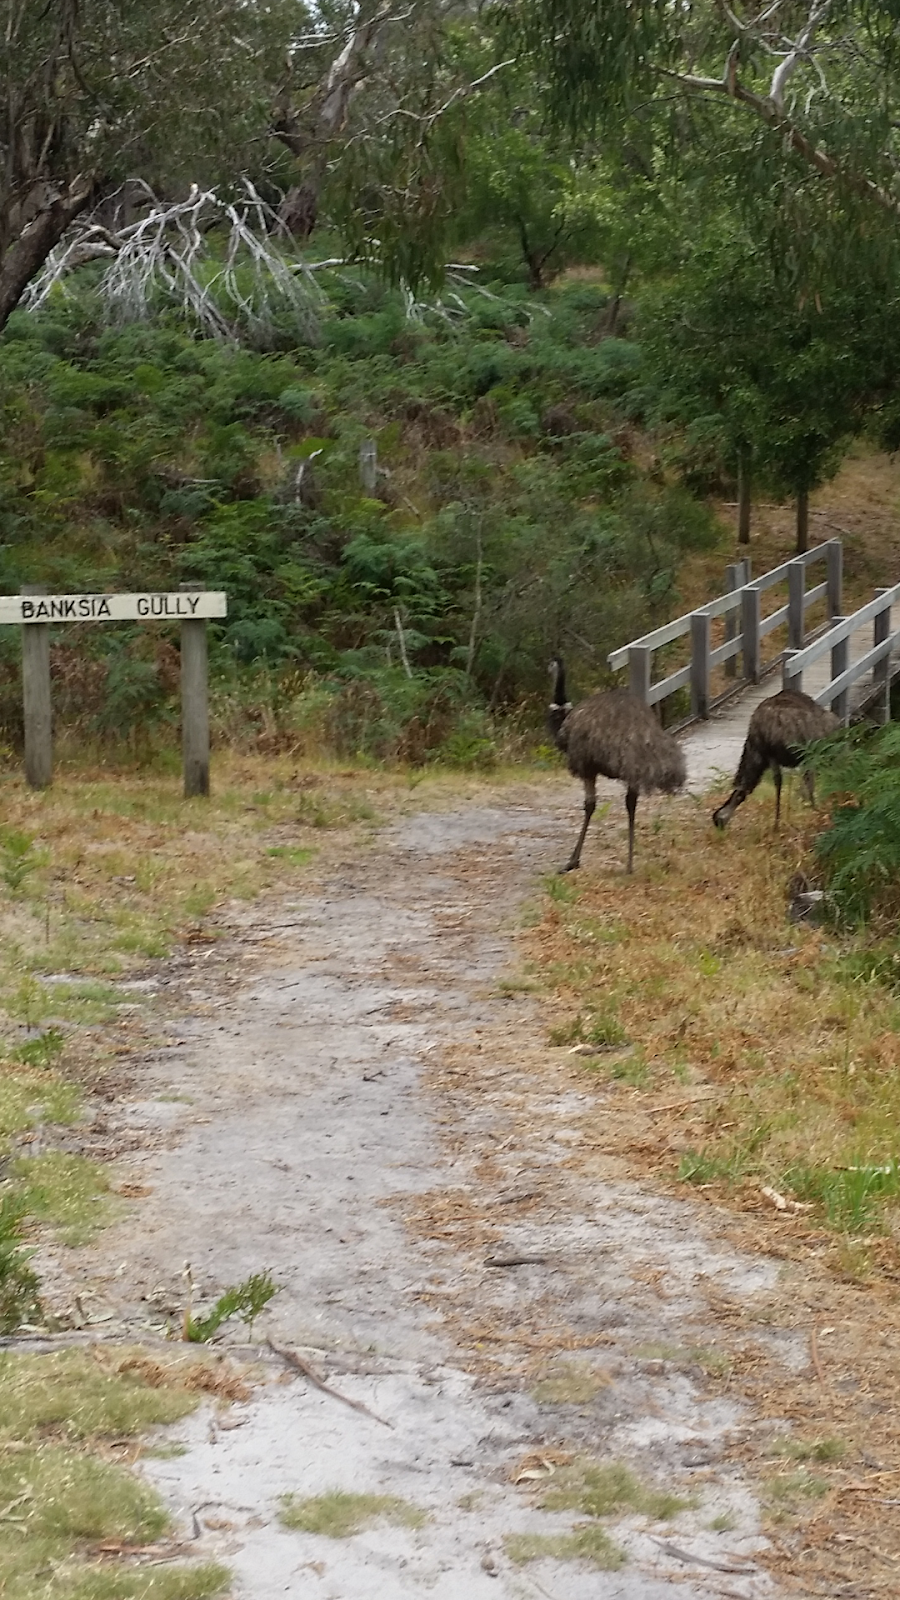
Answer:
xmin=559 ymin=858 xmax=580 ymax=874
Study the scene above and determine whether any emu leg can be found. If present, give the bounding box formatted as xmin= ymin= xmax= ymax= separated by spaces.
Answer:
xmin=562 ymin=778 xmax=596 ymax=872
xmin=772 ymin=764 xmax=783 ymax=827
xmin=801 ymin=767 xmax=815 ymax=806
xmin=625 ymin=786 xmax=638 ymax=874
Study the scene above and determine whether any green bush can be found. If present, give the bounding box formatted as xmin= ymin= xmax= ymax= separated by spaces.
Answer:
xmin=0 ymin=1195 xmax=41 ymax=1332
xmin=809 ymin=724 xmax=900 ymax=923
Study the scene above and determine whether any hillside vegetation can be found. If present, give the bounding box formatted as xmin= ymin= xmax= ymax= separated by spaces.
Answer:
xmin=0 ymin=278 xmax=721 ymax=764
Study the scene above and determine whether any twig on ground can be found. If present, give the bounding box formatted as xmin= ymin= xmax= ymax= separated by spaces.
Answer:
xmin=810 ymin=1325 xmax=827 ymax=1383
xmin=266 ymin=1338 xmax=394 ymax=1429
xmin=652 ymin=1538 xmax=757 ymax=1574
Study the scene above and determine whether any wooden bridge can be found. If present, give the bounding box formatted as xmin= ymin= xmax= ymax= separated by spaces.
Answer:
xmin=608 ymin=539 xmax=900 ymax=792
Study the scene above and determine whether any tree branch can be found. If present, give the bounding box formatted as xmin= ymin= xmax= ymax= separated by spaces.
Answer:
xmin=661 ymin=64 xmax=900 ymax=218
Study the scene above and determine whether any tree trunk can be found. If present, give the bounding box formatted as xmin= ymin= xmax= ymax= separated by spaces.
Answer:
xmin=274 ymin=6 xmax=385 ymax=242
xmin=278 ymin=178 xmax=323 ymax=241
xmin=796 ymin=486 xmax=809 ymax=554
xmin=737 ymin=451 xmax=752 ymax=545
xmin=0 ymin=177 xmax=95 ymax=332
xmin=605 ymin=252 xmax=632 ymax=335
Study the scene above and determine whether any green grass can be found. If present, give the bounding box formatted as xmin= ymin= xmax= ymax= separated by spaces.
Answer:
xmin=0 ymin=1349 xmax=201 ymax=1441
xmin=11 ymin=1152 xmax=115 ymax=1245
xmin=784 ymin=1160 xmax=900 ymax=1232
xmin=539 ymin=1460 xmax=690 ymax=1523
xmin=531 ymin=1361 xmax=611 ymax=1404
xmin=0 ymin=1347 xmax=231 ymax=1599
xmin=764 ymin=1469 xmax=829 ymax=1521
xmin=505 ymin=1525 xmax=626 ymax=1569
xmin=266 ymin=845 xmax=316 ymax=866
xmin=279 ymin=1490 xmax=427 ymax=1538
xmin=0 ymin=1070 xmax=81 ymax=1137
xmin=632 ymin=1341 xmax=731 ymax=1377
xmin=549 ymin=1009 xmax=628 ymax=1050
xmin=769 ymin=1435 xmax=846 ymax=1464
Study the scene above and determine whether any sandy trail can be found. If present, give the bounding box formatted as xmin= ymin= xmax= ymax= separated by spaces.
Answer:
xmin=50 ymin=778 xmax=798 ymax=1600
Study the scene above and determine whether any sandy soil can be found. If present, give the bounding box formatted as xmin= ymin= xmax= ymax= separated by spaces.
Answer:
xmin=34 ymin=774 xmax=807 ymax=1600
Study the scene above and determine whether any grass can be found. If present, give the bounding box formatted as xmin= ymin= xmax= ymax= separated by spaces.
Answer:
xmin=531 ymin=1361 xmax=611 ymax=1404
xmin=279 ymin=1490 xmax=427 ymax=1538
xmin=0 ymin=1346 xmax=236 ymax=1599
xmin=770 ymin=1435 xmax=846 ymax=1464
xmin=504 ymin=1525 xmax=626 ymax=1569
xmin=0 ymin=1348 xmax=205 ymax=1440
xmin=763 ymin=1469 xmax=830 ymax=1521
xmin=539 ymin=1460 xmax=690 ymax=1522
xmin=632 ymin=1342 xmax=731 ymax=1376
xmin=12 ymin=1151 xmax=115 ymax=1245
xmin=531 ymin=790 xmax=900 ymax=1248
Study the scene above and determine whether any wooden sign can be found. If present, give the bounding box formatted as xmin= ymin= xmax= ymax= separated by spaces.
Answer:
xmin=0 ymin=591 xmax=227 ymax=625
xmin=15 ymin=586 xmax=227 ymax=798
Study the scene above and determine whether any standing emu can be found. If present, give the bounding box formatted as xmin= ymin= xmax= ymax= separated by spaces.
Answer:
xmin=712 ymin=689 xmax=839 ymax=830
xmin=548 ymin=658 xmax=687 ymax=873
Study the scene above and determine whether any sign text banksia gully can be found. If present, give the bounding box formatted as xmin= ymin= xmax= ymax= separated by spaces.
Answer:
xmin=1 ymin=591 xmax=227 ymax=625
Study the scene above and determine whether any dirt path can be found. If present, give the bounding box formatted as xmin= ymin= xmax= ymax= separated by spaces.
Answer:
xmin=46 ymin=779 xmax=797 ymax=1600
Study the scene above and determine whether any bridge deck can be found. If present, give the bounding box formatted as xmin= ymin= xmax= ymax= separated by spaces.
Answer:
xmin=685 ymin=602 xmax=900 ymax=795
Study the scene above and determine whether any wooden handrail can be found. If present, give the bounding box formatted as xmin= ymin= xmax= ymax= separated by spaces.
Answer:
xmin=608 ymin=539 xmax=842 ymax=721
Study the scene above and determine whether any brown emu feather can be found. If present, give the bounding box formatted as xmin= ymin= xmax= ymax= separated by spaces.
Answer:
xmin=549 ymin=660 xmax=686 ymax=873
xmin=712 ymin=689 xmax=839 ymax=830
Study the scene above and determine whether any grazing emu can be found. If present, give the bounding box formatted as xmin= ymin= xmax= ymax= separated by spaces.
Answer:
xmin=548 ymin=657 xmax=687 ymax=874
xmin=712 ymin=689 xmax=839 ymax=830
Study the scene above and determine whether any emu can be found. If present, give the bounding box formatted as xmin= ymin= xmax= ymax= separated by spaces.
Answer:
xmin=712 ymin=689 xmax=840 ymax=830
xmin=549 ymin=657 xmax=687 ymax=874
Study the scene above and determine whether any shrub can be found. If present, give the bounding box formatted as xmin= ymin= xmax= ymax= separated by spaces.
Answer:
xmin=809 ymin=724 xmax=900 ymax=923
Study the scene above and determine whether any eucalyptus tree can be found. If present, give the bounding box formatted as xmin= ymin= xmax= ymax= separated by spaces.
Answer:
xmin=640 ymin=220 xmax=899 ymax=552
xmin=511 ymin=0 xmax=900 ymax=225
xmin=0 ymin=0 xmax=304 ymax=333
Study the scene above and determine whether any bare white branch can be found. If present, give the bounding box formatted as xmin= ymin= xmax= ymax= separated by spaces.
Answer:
xmin=769 ymin=0 xmax=832 ymax=110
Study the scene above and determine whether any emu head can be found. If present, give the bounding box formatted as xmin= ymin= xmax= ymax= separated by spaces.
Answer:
xmin=548 ymin=655 xmax=568 ymax=705
xmin=547 ymin=656 xmax=571 ymax=745
xmin=712 ymin=790 xmax=744 ymax=830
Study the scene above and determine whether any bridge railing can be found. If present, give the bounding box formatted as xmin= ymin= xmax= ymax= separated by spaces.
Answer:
xmin=608 ymin=539 xmax=842 ymax=720
xmin=782 ymin=579 xmax=900 ymax=724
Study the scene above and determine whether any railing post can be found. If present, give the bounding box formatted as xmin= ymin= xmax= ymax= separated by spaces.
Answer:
xmin=724 ymin=563 xmax=742 ymax=679
xmin=628 ymin=645 xmax=652 ymax=706
xmin=783 ymin=649 xmax=803 ymax=696
xmin=21 ymin=584 xmax=53 ymax=790
xmin=741 ymin=585 xmax=761 ymax=682
xmin=830 ymin=618 xmax=849 ymax=723
xmin=787 ymin=559 xmax=806 ymax=650
xmin=873 ymin=588 xmax=892 ymax=725
xmin=826 ymin=539 xmax=843 ymax=619
xmin=690 ymin=610 xmax=711 ymax=719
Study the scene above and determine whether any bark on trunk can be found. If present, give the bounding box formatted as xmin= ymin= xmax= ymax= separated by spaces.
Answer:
xmin=737 ymin=451 xmax=752 ymax=545
xmin=278 ymin=179 xmax=322 ymax=241
xmin=0 ymin=178 xmax=94 ymax=332
xmin=796 ymin=486 xmax=809 ymax=555
xmin=605 ymin=253 xmax=632 ymax=335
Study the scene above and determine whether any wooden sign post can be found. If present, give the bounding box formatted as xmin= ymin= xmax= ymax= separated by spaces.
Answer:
xmin=2 ymin=589 xmax=227 ymax=795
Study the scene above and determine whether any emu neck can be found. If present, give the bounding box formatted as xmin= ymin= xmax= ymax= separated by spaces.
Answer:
xmin=551 ymin=662 xmax=568 ymax=707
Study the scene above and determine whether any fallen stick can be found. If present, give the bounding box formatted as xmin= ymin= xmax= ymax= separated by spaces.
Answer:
xmin=810 ymin=1326 xmax=827 ymax=1384
xmin=484 ymin=1253 xmax=547 ymax=1268
xmin=652 ymin=1538 xmax=757 ymax=1575
xmin=266 ymin=1339 xmax=394 ymax=1429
